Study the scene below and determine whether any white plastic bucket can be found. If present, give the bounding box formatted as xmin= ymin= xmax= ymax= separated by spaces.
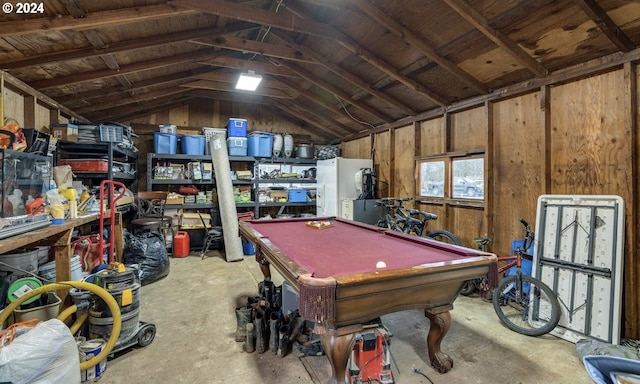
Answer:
xmin=0 ymin=248 xmax=39 ymax=282
xmin=39 ymin=256 xmax=83 ymax=282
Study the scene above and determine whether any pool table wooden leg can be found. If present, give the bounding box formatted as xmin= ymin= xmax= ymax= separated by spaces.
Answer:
xmin=319 ymin=327 xmax=357 ymax=384
xmin=258 ymin=258 xmax=272 ymax=280
xmin=425 ymin=310 xmax=453 ymax=373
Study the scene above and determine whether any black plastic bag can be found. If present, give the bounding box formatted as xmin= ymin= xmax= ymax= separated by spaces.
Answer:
xmin=123 ymin=232 xmax=170 ymax=286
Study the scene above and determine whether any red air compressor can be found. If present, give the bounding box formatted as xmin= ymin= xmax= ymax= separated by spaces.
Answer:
xmin=347 ymin=324 xmax=394 ymax=384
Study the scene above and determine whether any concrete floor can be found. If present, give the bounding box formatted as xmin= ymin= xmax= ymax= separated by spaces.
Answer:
xmin=98 ymin=251 xmax=593 ymax=384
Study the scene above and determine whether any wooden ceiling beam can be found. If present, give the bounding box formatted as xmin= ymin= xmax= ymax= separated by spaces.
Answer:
xmin=1 ymin=26 xmax=251 ymax=70
xmin=181 ymin=79 xmax=294 ymax=98
xmin=573 ymin=0 xmax=636 ymax=52
xmin=351 ymin=0 xmax=488 ymax=94
xmin=274 ymin=98 xmax=355 ymax=138
xmin=191 ymin=35 xmax=315 ymax=63
xmin=96 ymin=96 xmax=198 ymax=122
xmin=56 ymin=67 xmax=215 ymax=106
xmin=443 ymin=0 xmax=549 ymax=77
xmin=170 ymin=0 xmax=449 ymax=107
xmin=168 ymin=0 xmax=343 ymax=40
xmin=275 ymin=60 xmax=392 ymax=124
xmin=272 ymin=31 xmax=415 ymax=116
xmin=198 ymin=56 xmax=301 ymax=78
xmin=29 ymin=49 xmax=215 ymax=89
xmin=275 ymin=77 xmax=360 ymax=134
xmin=268 ymin=99 xmax=344 ymax=140
xmin=0 ymin=4 xmax=197 ymax=37
xmin=189 ymin=90 xmax=272 ymax=105
xmin=76 ymin=87 xmax=191 ymax=115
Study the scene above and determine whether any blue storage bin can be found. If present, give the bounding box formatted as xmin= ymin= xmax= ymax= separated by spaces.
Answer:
xmin=154 ymin=132 xmax=177 ymax=154
xmin=288 ymin=189 xmax=308 ymax=203
xmin=227 ymin=137 xmax=248 ymax=156
xmin=247 ymin=132 xmax=273 ymax=157
xmin=181 ymin=134 xmax=205 ymax=155
xmin=227 ymin=118 xmax=247 ymax=137
xmin=242 ymin=240 xmax=255 ymax=256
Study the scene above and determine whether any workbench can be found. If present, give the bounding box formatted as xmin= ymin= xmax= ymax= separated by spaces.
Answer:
xmin=0 ymin=212 xmax=123 ymax=302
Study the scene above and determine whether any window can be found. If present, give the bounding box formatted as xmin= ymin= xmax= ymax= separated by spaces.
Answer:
xmin=452 ymin=158 xmax=484 ymax=199
xmin=417 ymin=154 xmax=484 ymax=202
xmin=419 ymin=160 xmax=445 ymax=197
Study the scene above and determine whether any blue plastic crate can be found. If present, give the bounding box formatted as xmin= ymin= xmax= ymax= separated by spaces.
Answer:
xmin=288 ymin=189 xmax=307 ymax=203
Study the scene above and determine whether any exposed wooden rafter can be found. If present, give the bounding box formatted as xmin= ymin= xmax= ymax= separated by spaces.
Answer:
xmin=274 ymin=59 xmax=392 ymax=124
xmin=574 ymin=0 xmax=636 ymax=52
xmin=272 ymin=31 xmax=416 ymax=116
xmin=181 ymin=79 xmax=294 ymax=99
xmin=56 ymin=67 xmax=215 ymax=107
xmin=29 ymin=49 xmax=215 ymax=89
xmin=100 ymin=96 xmax=198 ymax=122
xmin=191 ymin=35 xmax=315 ymax=63
xmin=443 ymin=0 xmax=549 ymax=77
xmin=77 ymin=86 xmax=191 ymax=115
xmin=1 ymin=25 xmax=251 ymax=70
xmin=351 ymin=0 xmax=488 ymax=94
xmin=268 ymin=99 xmax=345 ymax=140
xmin=0 ymin=4 xmax=197 ymax=37
xmin=198 ymin=56 xmax=301 ymax=78
xmin=169 ymin=0 xmax=449 ymax=107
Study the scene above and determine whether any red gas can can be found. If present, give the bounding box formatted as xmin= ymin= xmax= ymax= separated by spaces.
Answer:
xmin=173 ymin=231 xmax=190 ymax=258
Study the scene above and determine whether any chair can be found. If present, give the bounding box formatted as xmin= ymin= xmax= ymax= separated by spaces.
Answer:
xmin=131 ymin=191 xmax=173 ymax=244
xmin=198 ymin=213 xmax=223 ymax=260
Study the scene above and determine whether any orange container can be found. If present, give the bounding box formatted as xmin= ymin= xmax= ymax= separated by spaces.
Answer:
xmin=173 ymin=231 xmax=190 ymax=258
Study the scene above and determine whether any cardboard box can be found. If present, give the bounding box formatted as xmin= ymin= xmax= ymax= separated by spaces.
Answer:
xmin=269 ymin=190 xmax=288 ymax=202
xmin=166 ymin=194 xmax=184 ymax=205
xmin=180 ymin=212 xmax=211 ymax=229
xmin=50 ymin=124 xmax=78 ymax=142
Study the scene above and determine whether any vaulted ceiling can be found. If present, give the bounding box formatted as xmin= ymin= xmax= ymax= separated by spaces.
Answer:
xmin=2 ymin=0 xmax=640 ymax=141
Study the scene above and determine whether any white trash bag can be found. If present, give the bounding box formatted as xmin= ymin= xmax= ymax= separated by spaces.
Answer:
xmin=0 ymin=319 xmax=81 ymax=384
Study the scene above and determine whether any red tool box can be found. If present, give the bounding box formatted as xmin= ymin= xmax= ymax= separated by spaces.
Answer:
xmin=347 ymin=323 xmax=394 ymax=384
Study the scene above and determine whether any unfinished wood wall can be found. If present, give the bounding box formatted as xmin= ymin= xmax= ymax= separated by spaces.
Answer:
xmin=1 ymin=72 xmax=78 ymax=134
xmin=343 ymin=66 xmax=640 ymax=338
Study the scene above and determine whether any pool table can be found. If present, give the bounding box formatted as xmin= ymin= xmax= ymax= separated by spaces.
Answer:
xmin=239 ymin=217 xmax=496 ymax=384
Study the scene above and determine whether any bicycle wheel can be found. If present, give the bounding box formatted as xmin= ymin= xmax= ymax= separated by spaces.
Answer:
xmin=492 ymin=274 xmax=560 ymax=336
xmin=459 ymin=279 xmax=477 ymax=296
xmin=425 ymin=229 xmax=462 ymax=245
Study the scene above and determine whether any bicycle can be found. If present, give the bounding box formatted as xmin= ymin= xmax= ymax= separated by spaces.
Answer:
xmin=375 ymin=197 xmax=462 ymax=245
xmin=489 ymin=218 xmax=561 ymax=336
xmin=459 ymin=237 xmax=492 ymax=297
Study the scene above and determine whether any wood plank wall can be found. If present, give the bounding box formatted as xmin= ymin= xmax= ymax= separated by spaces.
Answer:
xmin=342 ymin=67 xmax=640 ymax=339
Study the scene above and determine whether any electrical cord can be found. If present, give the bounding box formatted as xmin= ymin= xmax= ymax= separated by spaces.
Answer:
xmin=412 ymin=367 xmax=435 ymax=384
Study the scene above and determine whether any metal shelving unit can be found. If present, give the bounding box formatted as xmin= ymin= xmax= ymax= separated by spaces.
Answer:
xmin=147 ymin=153 xmax=317 ymax=218
xmin=56 ymin=142 xmax=138 ymax=192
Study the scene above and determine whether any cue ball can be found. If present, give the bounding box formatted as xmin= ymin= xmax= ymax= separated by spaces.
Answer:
xmin=376 ymin=261 xmax=387 ymax=268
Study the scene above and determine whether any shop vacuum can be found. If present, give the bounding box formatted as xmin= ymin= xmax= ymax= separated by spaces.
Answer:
xmin=77 ymin=262 xmax=156 ymax=357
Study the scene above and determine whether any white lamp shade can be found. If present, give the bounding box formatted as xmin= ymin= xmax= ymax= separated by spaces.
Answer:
xmin=235 ymin=71 xmax=262 ymax=91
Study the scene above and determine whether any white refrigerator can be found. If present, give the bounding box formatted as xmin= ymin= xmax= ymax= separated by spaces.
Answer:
xmin=316 ymin=157 xmax=374 ymax=217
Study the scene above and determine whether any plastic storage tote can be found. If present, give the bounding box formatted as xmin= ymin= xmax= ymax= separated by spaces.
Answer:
xmin=247 ymin=132 xmax=273 ymax=157
xmin=181 ymin=135 xmax=205 ymax=155
xmin=154 ymin=132 xmax=177 ymax=154
xmin=227 ymin=137 xmax=248 ymax=156
xmin=288 ymin=189 xmax=308 ymax=203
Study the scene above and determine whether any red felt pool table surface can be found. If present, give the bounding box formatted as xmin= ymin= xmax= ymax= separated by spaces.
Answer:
xmin=243 ymin=217 xmax=482 ymax=278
